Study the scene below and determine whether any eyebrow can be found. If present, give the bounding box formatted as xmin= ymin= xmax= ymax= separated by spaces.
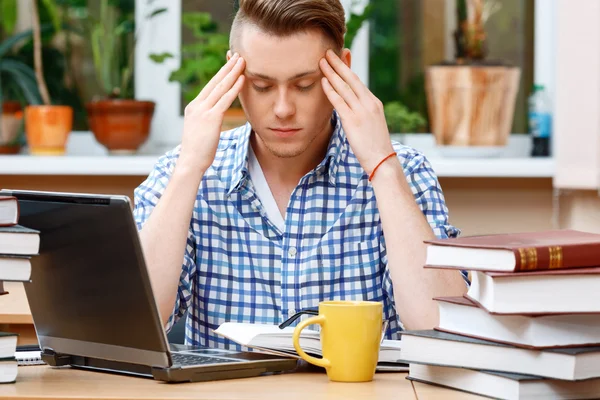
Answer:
xmin=245 ymin=69 xmax=320 ymax=81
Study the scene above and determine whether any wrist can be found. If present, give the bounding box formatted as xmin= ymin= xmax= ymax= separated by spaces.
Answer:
xmin=367 ymin=150 xmax=397 ymax=180
xmin=369 ymin=158 xmax=412 ymax=196
xmin=174 ymin=156 xmax=207 ymax=183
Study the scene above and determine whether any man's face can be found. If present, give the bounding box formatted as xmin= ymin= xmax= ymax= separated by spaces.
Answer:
xmin=232 ymin=25 xmax=350 ymax=159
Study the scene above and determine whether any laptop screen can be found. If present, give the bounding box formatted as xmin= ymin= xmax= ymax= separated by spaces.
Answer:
xmin=13 ymin=192 xmax=170 ymax=365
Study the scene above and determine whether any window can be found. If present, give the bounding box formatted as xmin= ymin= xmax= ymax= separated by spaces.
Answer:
xmin=136 ymin=0 xmax=545 ymax=151
xmin=368 ymin=0 xmax=534 ymax=134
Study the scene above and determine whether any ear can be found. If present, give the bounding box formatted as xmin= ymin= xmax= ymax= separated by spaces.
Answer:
xmin=340 ymin=48 xmax=352 ymax=69
xmin=226 ymin=50 xmax=233 ymax=61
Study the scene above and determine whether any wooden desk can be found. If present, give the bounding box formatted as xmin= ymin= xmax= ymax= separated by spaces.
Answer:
xmin=0 ymin=366 xmax=423 ymax=400
xmin=0 ymin=285 xmax=484 ymax=399
xmin=0 ymin=282 xmax=37 ymax=346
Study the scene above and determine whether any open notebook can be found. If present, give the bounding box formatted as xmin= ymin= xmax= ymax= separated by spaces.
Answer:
xmin=15 ymin=345 xmax=44 ymax=366
xmin=214 ymin=322 xmax=407 ymax=371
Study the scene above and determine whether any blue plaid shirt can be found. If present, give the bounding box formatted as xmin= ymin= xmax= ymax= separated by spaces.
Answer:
xmin=133 ymin=112 xmax=459 ymax=348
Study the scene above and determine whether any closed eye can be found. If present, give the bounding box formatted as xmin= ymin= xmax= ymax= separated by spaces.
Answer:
xmin=297 ymin=83 xmax=316 ymax=92
xmin=253 ymin=85 xmax=272 ymax=92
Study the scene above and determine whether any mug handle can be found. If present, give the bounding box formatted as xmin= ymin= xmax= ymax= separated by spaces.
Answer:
xmin=292 ymin=315 xmax=331 ymax=369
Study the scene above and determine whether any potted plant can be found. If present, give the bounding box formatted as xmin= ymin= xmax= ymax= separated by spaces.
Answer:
xmin=0 ymin=20 xmax=45 ymax=154
xmin=84 ymin=0 xmax=165 ymax=154
xmin=150 ymin=12 xmax=245 ymax=131
xmin=25 ymin=0 xmax=73 ymax=156
xmin=425 ymin=0 xmax=520 ymax=150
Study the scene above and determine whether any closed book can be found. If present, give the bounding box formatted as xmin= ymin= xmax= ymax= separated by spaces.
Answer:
xmin=0 ymin=332 xmax=18 ymax=359
xmin=467 ymin=268 xmax=600 ymax=314
xmin=0 ymin=197 xmax=18 ymax=227
xmin=408 ymin=364 xmax=600 ymax=400
xmin=0 ymin=357 xmax=17 ymax=384
xmin=399 ymin=330 xmax=600 ymax=381
xmin=435 ymin=296 xmax=600 ymax=349
xmin=0 ymin=225 xmax=40 ymax=255
xmin=424 ymin=229 xmax=600 ymax=272
xmin=0 ymin=255 xmax=31 ymax=282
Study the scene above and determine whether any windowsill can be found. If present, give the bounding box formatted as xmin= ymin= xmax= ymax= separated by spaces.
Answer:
xmin=390 ymin=133 xmax=555 ymax=178
xmin=0 ymin=132 xmax=554 ymax=178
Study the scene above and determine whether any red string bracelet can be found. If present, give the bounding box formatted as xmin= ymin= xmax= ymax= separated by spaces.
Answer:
xmin=368 ymin=152 xmax=397 ymax=182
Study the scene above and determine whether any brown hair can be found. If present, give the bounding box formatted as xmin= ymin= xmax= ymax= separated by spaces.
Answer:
xmin=230 ymin=0 xmax=347 ymax=52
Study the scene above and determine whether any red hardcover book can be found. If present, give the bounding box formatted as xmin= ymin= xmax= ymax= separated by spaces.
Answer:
xmin=424 ymin=229 xmax=600 ymax=272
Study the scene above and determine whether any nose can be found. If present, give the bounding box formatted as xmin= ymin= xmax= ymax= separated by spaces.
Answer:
xmin=273 ymin=88 xmax=295 ymax=119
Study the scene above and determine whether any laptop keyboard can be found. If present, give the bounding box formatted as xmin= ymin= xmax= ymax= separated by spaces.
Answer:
xmin=171 ymin=352 xmax=237 ymax=367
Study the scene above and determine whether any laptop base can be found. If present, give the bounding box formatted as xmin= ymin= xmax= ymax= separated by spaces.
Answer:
xmin=42 ymin=347 xmax=299 ymax=383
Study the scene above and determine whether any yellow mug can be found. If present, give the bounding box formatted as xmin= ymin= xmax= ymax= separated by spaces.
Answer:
xmin=292 ymin=300 xmax=383 ymax=382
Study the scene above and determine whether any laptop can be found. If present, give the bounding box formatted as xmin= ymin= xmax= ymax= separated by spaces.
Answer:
xmin=0 ymin=189 xmax=298 ymax=382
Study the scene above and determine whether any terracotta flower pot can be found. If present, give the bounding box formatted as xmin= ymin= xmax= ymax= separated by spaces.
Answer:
xmin=86 ymin=100 xmax=155 ymax=154
xmin=0 ymin=101 xmax=24 ymax=154
xmin=25 ymin=105 xmax=73 ymax=155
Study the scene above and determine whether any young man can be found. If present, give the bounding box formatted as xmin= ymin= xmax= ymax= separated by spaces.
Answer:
xmin=134 ymin=0 xmax=466 ymax=347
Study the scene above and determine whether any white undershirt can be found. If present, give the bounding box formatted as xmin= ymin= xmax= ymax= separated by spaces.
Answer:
xmin=247 ymin=145 xmax=286 ymax=232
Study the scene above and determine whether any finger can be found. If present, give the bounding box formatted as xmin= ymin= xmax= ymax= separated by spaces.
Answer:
xmin=203 ymin=57 xmax=246 ymax=108
xmin=213 ymin=75 xmax=245 ymax=113
xmin=321 ymin=77 xmax=353 ymax=118
xmin=319 ymin=58 xmax=361 ymax=110
xmin=193 ymin=53 xmax=240 ymax=104
xmin=325 ymin=49 xmax=370 ymax=99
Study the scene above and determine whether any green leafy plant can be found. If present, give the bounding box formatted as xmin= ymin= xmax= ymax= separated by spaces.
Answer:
xmin=0 ymin=30 xmax=44 ymax=106
xmin=2 ymin=0 xmax=90 ymax=128
xmin=149 ymin=12 xmax=229 ymax=105
xmin=383 ymin=101 xmax=426 ymax=133
xmin=69 ymin=0 xmax=166 ymax=99
xmin=344 ymin=2 xmax=373 ymax=49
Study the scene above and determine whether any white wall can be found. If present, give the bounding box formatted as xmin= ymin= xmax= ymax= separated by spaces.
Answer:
xmin=553 ymin=0 xmax=600 ymax=190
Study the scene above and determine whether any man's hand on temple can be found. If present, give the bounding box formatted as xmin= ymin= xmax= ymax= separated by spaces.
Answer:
xmin=319 ymin=49 xmax=396 ymax=176
xmin=179 ymin=53 xmax=246 ymax=173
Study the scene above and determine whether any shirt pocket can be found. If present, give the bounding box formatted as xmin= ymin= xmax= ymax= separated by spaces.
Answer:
xmin=307 ymin=236 xmax=382 ymax=302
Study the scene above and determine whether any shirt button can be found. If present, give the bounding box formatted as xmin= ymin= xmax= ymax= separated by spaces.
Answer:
xmin=288 ymin=247 xmax=297 ymax=257
xmin=289 ymin=309 xmax=297 ymax=316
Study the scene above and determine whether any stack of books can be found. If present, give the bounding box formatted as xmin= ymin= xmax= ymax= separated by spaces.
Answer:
xmin=401 ymin=229 xmax=600 ymax=400
xmin=0 ymin=195 xmax=41 ymax=382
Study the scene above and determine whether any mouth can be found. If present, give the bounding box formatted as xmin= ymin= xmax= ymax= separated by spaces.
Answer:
xmin=269 ymin=127 xmax=302 ymax=137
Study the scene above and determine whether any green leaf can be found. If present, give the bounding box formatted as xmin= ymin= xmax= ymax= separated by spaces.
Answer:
xmin=0 ymin=31 xmax=33 ymax=59
xmin=40 ymin=0 xmax=63 ymax=35
xmin=1 ymin=0 xmax=18 ymax=36
xmin=115 ymin=20 xmax=134 ymax=36
xmin=148 ymin=52 xmax=174 ymax=63
xmin=1 ymin=59 xmax=37 ymax=83
xmin=182 ymin=12 xmax=213 ymax=30
xmin=0 ymin=61 xmax=43 ymax=105
xmin=147 ymin=7 xmax=167 ymax=19
xmin=0 ymin=24 xmax=54 ymax=59
xmin=91 ymin=25 xmax=106 ymax=94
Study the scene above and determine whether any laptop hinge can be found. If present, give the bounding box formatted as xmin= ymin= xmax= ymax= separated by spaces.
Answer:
xmin=41 ymin=348 xmax=72 ymax=366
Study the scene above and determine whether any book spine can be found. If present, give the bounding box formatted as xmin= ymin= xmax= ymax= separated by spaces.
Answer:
xmin=514 ymin=244 xmax=600 ymax=272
